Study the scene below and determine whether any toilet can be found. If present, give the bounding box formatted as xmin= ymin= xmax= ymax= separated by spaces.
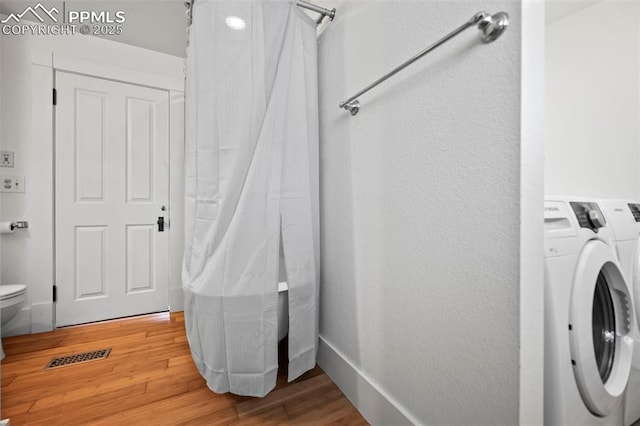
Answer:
xmin=1 ymin=284 xmax=26 ymax=360
xmin=277 ymin=281 xmax=289 ymax=341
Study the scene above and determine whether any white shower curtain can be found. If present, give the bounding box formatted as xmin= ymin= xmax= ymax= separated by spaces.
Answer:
xmin=183 ymin=0 xmax=320 ymax=397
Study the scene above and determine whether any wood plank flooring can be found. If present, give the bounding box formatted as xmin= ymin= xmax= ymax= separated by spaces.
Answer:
xmin=1 ymin=312 xmax=368 ymax=425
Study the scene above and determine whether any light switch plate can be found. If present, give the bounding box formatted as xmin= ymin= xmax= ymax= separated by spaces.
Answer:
xmin=0 ymin=176 xmax=24 ymax=193
xmin=0 ymin=151 xmax=14 ymax=168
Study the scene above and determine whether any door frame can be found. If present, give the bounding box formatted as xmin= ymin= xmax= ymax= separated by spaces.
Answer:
xmin=31 ymin=47 xmax=185 ymax=330
xmin=54 ymin=71 xmax=171 ymax=326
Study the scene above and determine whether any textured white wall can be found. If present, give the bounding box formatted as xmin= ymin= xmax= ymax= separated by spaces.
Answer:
xmin=317 ymin=1 xmax=527 ymax=424
xmin=545 ymin=0 xmax=640 ymax=198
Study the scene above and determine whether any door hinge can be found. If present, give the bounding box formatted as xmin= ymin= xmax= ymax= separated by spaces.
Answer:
xmin=52 ymin=88 xmax=57 ymax=106
xmin=53 ymin=285 xmax=57 ymax=302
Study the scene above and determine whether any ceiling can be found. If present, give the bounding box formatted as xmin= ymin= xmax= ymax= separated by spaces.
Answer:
xmin=545 ymin=0 xmax=603 ymax=25
xmin=0 ymin=0 xmax=189 ymax=57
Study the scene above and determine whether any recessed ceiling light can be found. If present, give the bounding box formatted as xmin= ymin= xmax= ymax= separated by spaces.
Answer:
xmin=225 ymin=16 xmax=246 ymax=30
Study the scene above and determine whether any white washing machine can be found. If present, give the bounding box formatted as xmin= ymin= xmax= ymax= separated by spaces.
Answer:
xmin=597 ymin=199 xmax=640 ymax=425
xmin=545 ymin=198 xmax=634 ymax=425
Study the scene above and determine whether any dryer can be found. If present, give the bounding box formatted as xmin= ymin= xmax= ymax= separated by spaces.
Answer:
xmin=545 ymin=198 xmax=634 ymax=425
xmin=598 ymin=199 xmax=640 ymax=425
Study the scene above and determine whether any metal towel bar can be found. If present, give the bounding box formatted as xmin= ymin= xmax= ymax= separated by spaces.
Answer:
xmin=339 ymin=11 xmax=510 ymax=116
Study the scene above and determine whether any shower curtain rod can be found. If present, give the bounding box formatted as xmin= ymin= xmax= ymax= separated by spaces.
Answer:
xmin=297 ymin=0 xmax=336 ymax=24
xmin=185 ymin=1 xmax=336 ymax=26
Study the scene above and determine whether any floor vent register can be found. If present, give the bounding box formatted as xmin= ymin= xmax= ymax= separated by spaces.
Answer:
xmin=44 ymin=348 xmax=112 ymax=370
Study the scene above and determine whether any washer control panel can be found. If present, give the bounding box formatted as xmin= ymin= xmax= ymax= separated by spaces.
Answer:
xmin=570 ymin=201 xmax=606 ymax=232
xmin=628 ymin=203 xmax=640 ymax=222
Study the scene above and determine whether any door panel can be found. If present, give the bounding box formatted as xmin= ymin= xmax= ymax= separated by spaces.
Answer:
xmin=126 ymin=224 xmax=155 ymax=293
xmin=75 ymin=89 xmax=106 ymax=202
xmin=75 ymin=226 xmax=107 ymax=299
xmin=127 ymin=98 xmax=155 ymax=202
xmin=55 ymin=71 xmax=169 ymax=327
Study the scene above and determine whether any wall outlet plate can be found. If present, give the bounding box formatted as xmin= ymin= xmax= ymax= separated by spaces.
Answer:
xmin=0 ymin=151 xmax=14 ymax=168
xmin=0 ymin=176 xmax=25 ymax=193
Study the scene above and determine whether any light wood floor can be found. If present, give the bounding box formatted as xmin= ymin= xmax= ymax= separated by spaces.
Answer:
xmin=1 ymin=312 xmax=368 ymax=425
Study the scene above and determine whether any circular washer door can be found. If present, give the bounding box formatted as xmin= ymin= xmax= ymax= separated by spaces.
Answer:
xmin=570 ymin=240 xmax=634 ymax=416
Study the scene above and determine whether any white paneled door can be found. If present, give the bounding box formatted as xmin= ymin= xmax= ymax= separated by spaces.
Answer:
xmin=55 ymin=72 xmax=170 ymax=327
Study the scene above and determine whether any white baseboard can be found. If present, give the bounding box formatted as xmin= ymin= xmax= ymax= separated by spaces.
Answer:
xmin=170 ymin=287 xmax=184 ymax=312
xmin=31 ymin=301 xmax=54 ymax=333
xmin=317 ymin=336 xmax=417 ymax=426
